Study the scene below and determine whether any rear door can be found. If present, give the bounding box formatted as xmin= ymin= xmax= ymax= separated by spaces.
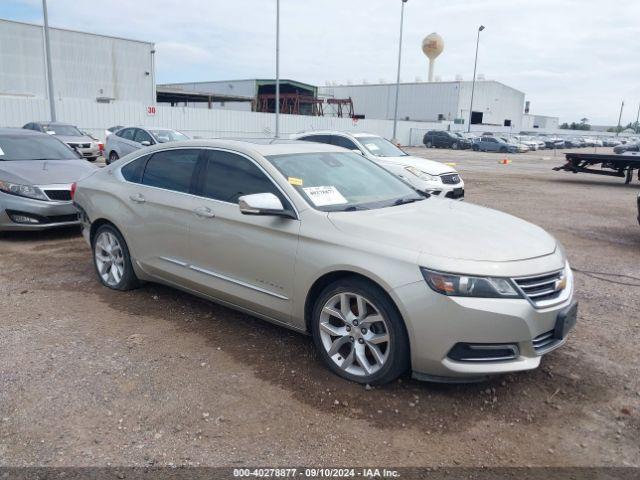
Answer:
xmin=124 ymin=148 xmax=203 ymax=284
xmin=187 ymin=149 xmax=300 ymax=321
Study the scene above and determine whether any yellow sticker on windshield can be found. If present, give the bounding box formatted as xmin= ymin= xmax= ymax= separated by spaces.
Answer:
xmin=288 ymin=177 xmax=304 ymax=186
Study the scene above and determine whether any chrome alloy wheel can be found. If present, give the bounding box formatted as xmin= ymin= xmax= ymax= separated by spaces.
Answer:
xmin=94 ymin=231 xmax=125 ymax=287
xmin=319 ymin=292 xmax=391 ymax=377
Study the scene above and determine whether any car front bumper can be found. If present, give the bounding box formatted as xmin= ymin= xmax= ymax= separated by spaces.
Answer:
xmin=0 ymin=192 xmax=80 ymax=231
xmin=393 ymin=274 xmax=576 ymax=381
xmin=422 ymin=182 xmax=465 ymax=200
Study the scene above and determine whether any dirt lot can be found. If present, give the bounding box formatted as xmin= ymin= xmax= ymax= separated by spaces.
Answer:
xmin=0 ymin=147 xmax=638 ymax=467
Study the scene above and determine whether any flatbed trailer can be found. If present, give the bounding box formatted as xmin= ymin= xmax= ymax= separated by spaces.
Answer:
xmin=553 ymin=152 xmax=640 ymax=184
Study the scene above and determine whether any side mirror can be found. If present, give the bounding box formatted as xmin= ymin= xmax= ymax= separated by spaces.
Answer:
xmin=140 ymin=140 xmax=151 ymax=146
xmin=239 ymin=193 xmax=295 ymax=219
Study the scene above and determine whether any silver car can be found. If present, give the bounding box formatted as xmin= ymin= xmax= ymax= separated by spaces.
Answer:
xmin=23 ymin=122 xmax=101 ymax=162
xmin=73 ymin=139 xmax=577 ymax=384
xmin=292 ymin=131 xmax=465 ymax=199
xmin=105 ymin=127 xmax=190 ymax=164
xmin=0 ymin=129 xmax=98 ymax=231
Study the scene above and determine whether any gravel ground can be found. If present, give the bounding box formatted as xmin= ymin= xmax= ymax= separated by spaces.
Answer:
xmin=0 ymin=147 xmax=638 ymax=467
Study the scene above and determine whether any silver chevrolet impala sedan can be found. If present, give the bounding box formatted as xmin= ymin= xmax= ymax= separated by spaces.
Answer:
xmin=73 ymin=139 xmax=577 ymax=384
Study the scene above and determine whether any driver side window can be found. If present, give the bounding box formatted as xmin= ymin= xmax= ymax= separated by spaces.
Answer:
xmin=199 ymin=150 xmax=285 ymax=205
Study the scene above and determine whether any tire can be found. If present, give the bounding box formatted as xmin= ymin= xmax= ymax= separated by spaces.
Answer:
xmin=87 ymin=157 xmax=97 ymax=162
xmin=108 ymin=151 xmax=119 ymax=165
xmin=472 ymin=144 xmax=479 ymax=152
xmin=426 ymin=141 xmax=433 ymax=148
xmin=310 ymin=277 xmax=410 ymax=385
xmin=500 ymin=147 xmax=508 ymax=153
xmin=452 ymin=142 xmax=459 ymax=150
xmin=92 ymin=224 xmax=139 ymax=291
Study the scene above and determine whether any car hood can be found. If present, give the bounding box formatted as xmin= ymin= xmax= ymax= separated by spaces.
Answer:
xmin=328 ymin=199 xmax=557 ymax=262
xmin=0 ymin=160 xmax=98 ymax=185
xmin=377 ymin=155 xmax=456 ymax=175
xmin=55 ymin=135 xmax=94 ymax=144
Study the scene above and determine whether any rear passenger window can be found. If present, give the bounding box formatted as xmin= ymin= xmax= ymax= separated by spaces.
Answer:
xmin=121 ymin=154 xmax=150 ymax=184
xmin=142 ymin=149 xmax=200 ymax=193
xmin=200 ymin=150 xmax=283 ymax=204
xmin=119 ymin=128 xmax=134 ymax=140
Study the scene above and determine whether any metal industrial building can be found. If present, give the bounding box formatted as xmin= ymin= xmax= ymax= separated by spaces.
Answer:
xmin=158 ymin=79 xmax=324 ymax=115
xmin=319 ymin=80 xmax=526 ymax=129
xmin=0 ymin=18 xmax=155 ymax=105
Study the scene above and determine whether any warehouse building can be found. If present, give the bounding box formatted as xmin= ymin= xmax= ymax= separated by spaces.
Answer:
xmin=319 ymin=80 xmax=526 ymax=129
xmin=0 ymin=18 xmax=155 ymax=105
xmin=158 ymin=79 xmax=322 ymax=115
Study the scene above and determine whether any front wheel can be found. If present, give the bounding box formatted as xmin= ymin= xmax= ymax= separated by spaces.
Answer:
xmin=500 ymin=147 xmax=508 ymax=153
xmin=92 ymin=224 xmax=139 ymax=291
xmin=311 ymin=278 xmax=410 ymax=385
xmin=452 ymin=142 xmax=459 ymax=150
xmin=425 ymin=141 xmax=433 ymax=148
xmin=472 ymin=144 xmax=479 ymax=151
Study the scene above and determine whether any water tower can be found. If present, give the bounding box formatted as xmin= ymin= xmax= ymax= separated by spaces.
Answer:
xmin=422 ymin=33 xmax=444 ymax=82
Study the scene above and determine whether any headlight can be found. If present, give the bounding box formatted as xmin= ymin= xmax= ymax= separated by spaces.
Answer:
xmin=405 ymin=166 xmax=439 ymax=182
xmin=421 ymin=268 xmax=522 ymax=298
xmin=0 ymin=180 xmax=48 ymax=201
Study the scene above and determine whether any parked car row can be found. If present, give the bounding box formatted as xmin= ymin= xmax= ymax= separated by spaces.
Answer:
xmin=1 ymin=124 xmax=579 ymax=385
xmin=422 ymin=130 xmax=635 ymax=153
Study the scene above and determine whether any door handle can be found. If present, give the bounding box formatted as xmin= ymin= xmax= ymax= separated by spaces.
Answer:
xmin=193 ymin=206 xmax=215 ymax=218
xmin=129 ymin=193 xmax=146 ymax=204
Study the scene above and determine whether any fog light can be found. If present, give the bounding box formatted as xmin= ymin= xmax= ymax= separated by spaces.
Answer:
xmin=448 ymin=343 xmax=519 ymax=362
xmin=9 ymin=213 xmax=40 ymax=224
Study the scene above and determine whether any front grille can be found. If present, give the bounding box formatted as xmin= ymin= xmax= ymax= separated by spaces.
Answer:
xmin=441 ymin=173 xmax=461 ymax=185
xmin=532 ymin=329 xmax=560 ymax=354
xmin=48 ymin=213 xmax=79 ymax=223
xmin=513 ymin=270 xmax=565 ymax=307
xmin=45 ymin=189 xmax=72 ymax=201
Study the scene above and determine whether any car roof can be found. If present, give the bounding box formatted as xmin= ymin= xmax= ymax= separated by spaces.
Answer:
xmin=128 ymin=138 xmax=347 ymax=156
xmin=293 ymin=130 xmax=381 ymax=139
xmin=0 ymin=127 xmax=49 ymax=137
xmin=30 ymin=121 xmax=75 ymax=127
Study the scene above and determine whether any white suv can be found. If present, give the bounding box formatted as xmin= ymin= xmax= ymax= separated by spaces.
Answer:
xmin=292 ymin=131 xmax=464 ymax=199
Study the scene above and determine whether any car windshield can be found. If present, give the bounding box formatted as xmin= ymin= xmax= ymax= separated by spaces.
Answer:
xmin=149 ymin=129 xmax=189 ymax=143
xmin=45 ymin=125 xmax=83 ymax=136
xmin=266 ymin=151 xmax=422 ymax=212
xmin=0 ymin=135 xmax=77 ymax=161
xmin=357 ymin=136 xmax=408 ymax=157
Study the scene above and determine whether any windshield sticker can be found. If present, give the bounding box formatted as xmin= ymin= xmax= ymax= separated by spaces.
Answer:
xmin=365 ymin=143 xmax=380 ymax=151
xmin=288 ymin=177 xmax=304 ymax=186
xmin=302 ymin=186 xmax=348 ymax=207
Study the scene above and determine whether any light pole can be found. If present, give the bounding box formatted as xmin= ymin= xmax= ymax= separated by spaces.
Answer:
xmin=275 ymin=0 xmax=280 ymax=138
xmin=635 ymin=102 xmax=640 ymax=134
xmin=467 ymin=25 xmax=485 ymax=133
xmin=392 ymin=0 xmax=408 ymax=143
xmin=616 ymin=100 xmax=624 ymax=137
xmin=42 ymin=0 xmax=56 ymax=121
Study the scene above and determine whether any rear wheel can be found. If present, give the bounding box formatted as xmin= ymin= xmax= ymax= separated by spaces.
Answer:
xmin=311 ymin=278 xmax=410 ymax=385
xmin=92 ymin=224 xmax=139 ymax=291
xmin=108 ymin=151 xmax=119 ymax=165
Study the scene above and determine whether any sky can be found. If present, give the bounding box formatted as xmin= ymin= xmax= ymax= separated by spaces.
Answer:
xmin=2 ymin=0 xmax=639 ymax=125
